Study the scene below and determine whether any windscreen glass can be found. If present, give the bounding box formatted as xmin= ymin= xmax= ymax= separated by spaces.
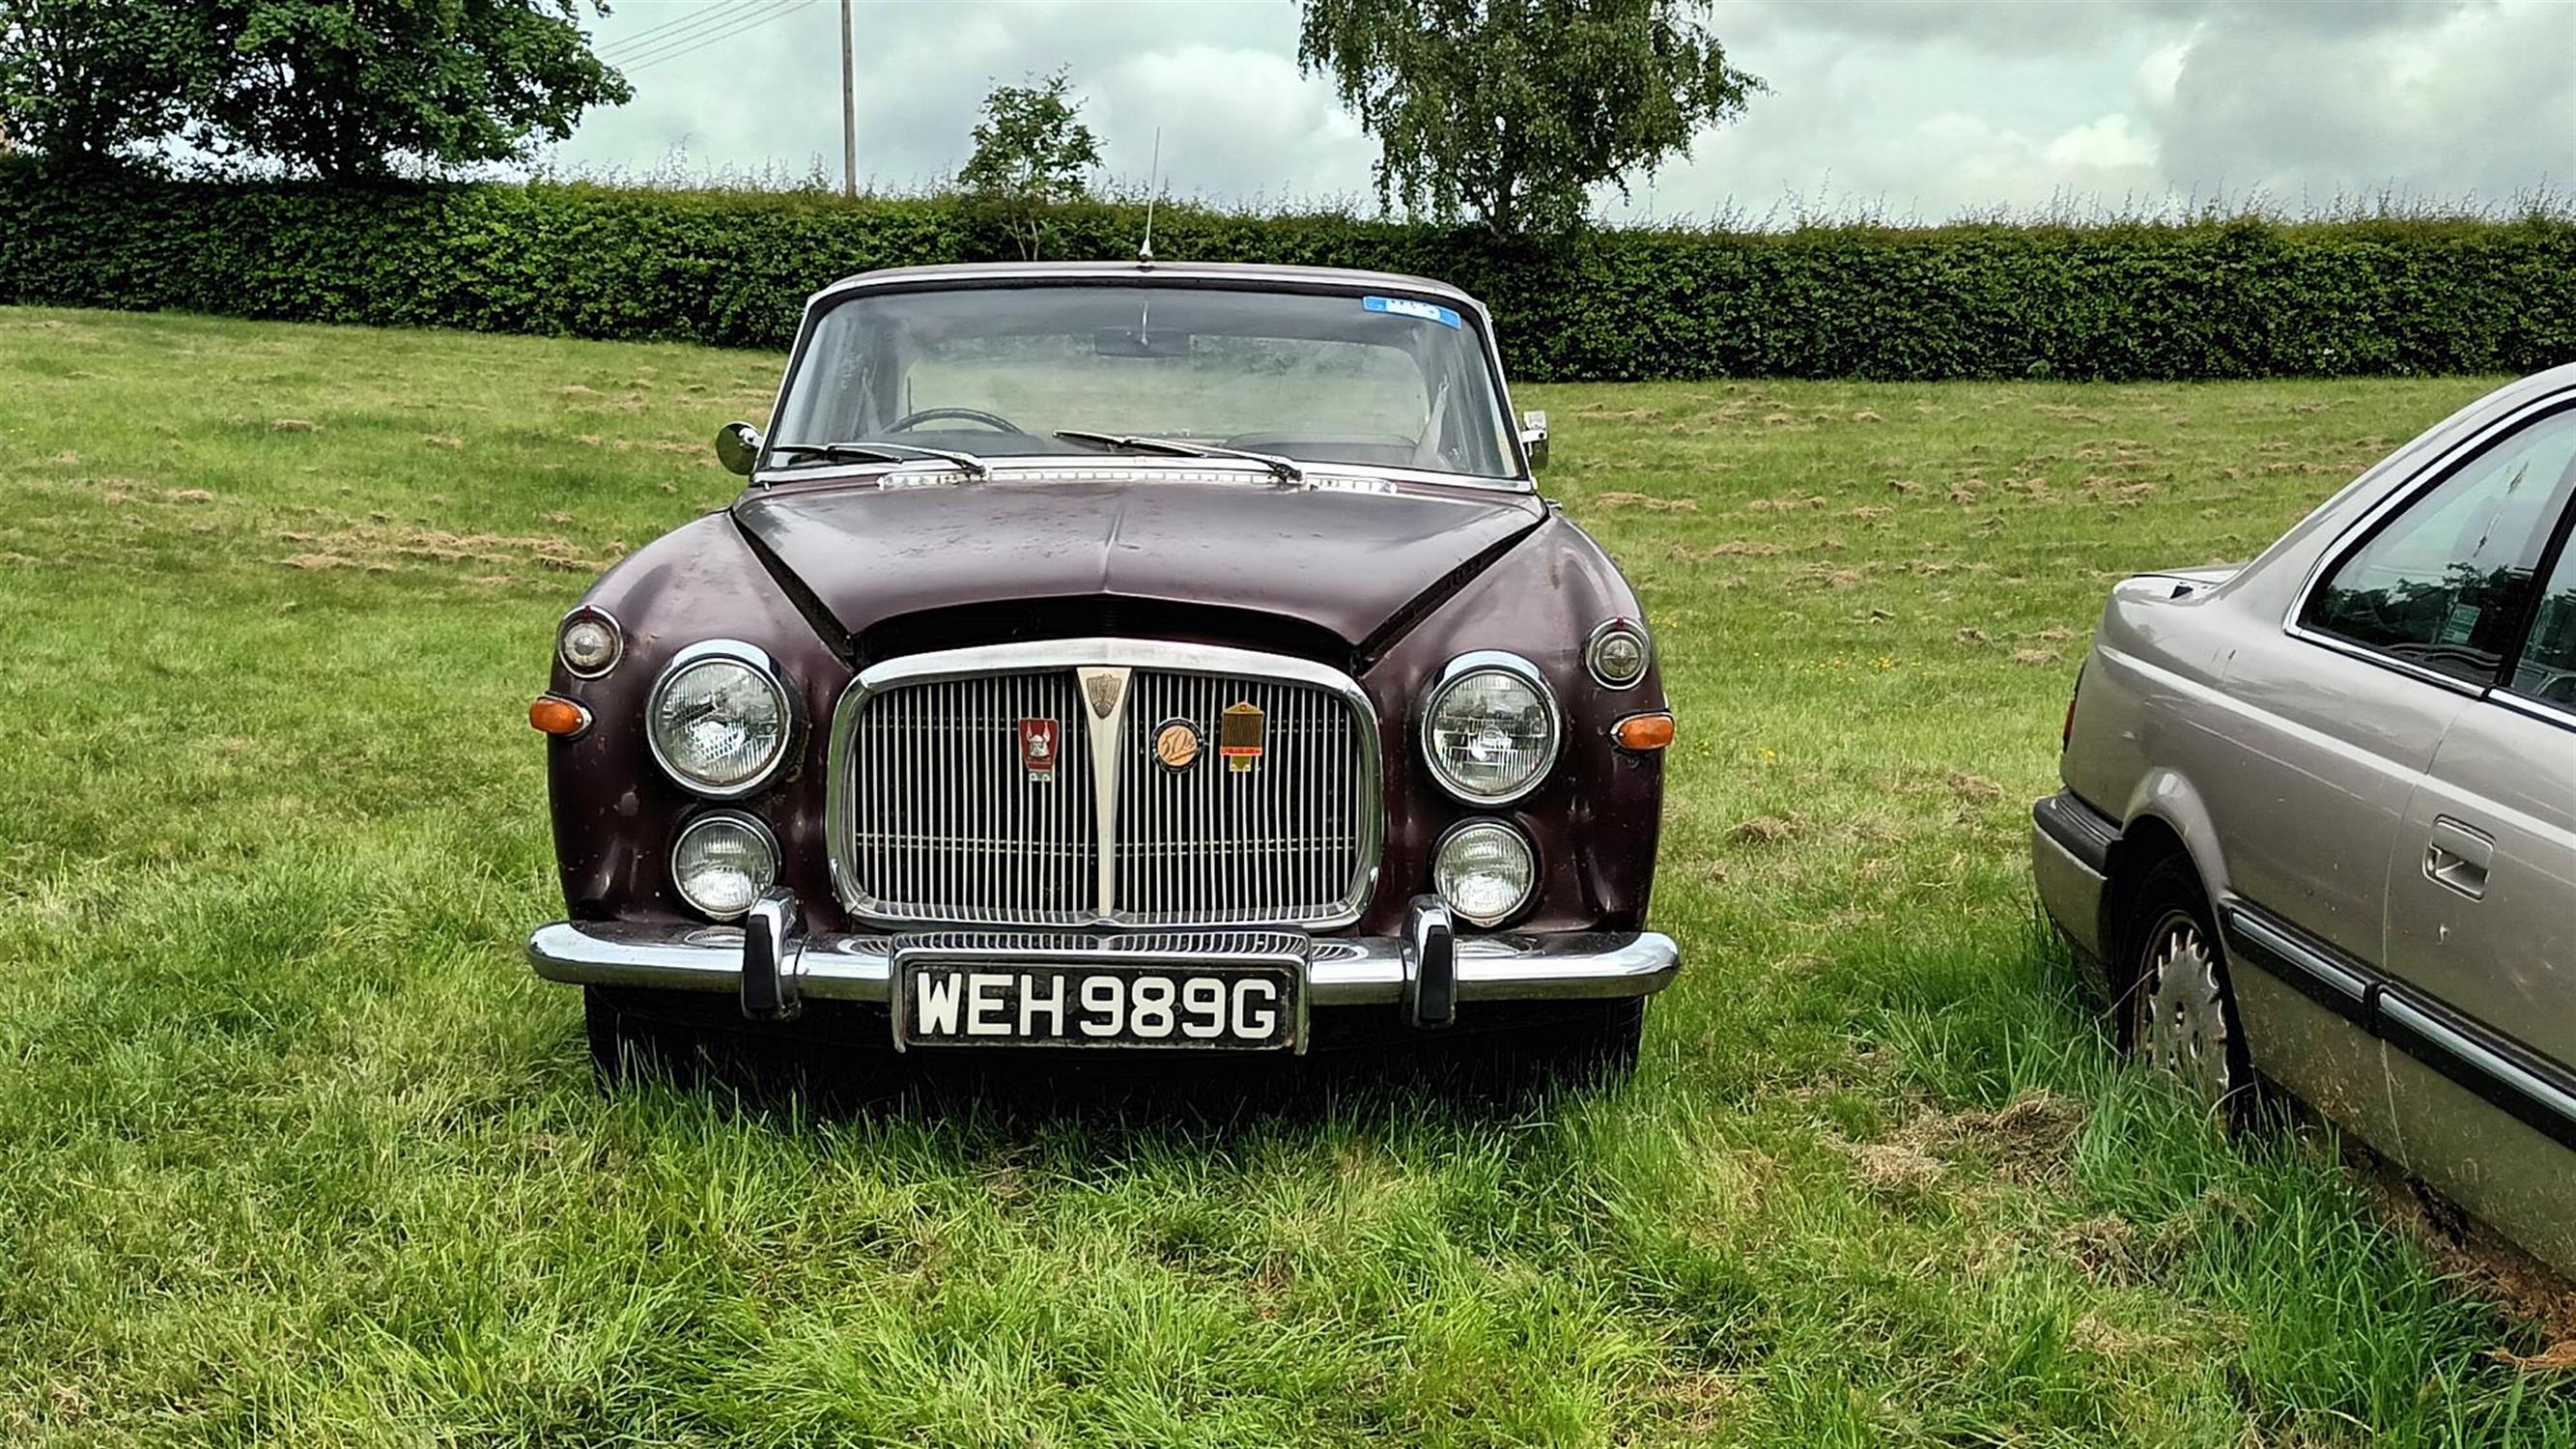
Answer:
xmin=771 ymin=284 xmax=1519 ymax=481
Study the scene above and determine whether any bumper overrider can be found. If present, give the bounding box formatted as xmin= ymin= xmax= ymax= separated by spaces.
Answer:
xmin=528 ymin=892 xmax=1680 ymax=1051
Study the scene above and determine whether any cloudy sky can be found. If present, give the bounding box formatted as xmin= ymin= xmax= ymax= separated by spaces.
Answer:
xmin=547 ymin=0 xmax=2576 ymax=224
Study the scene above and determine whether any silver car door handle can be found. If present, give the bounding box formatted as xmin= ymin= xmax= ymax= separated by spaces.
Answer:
xmin=2423 ymin=817 xmax=2494 ymax=900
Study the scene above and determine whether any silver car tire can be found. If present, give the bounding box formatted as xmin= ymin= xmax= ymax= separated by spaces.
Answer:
xmin=2122 ymin=858 xmax=2258 ymax=1128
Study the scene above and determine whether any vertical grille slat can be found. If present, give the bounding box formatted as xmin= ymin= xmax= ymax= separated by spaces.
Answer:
xmin=841 ymin=662 xmax=1369 ymax=927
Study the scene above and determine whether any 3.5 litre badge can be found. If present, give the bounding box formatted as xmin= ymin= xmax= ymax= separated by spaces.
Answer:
xmin=1219 ymin=701 xmax=1264 ymax=774
xmin=1018 ymin=717 xmax=1060 ymax=782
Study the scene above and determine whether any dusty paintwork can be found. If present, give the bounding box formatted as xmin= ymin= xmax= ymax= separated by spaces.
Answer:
xmin=2036 ymin=362 xmax=2576 ymax=1275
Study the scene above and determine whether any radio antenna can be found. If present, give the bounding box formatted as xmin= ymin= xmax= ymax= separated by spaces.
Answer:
xmin=1138 ymin=127 xmax=1161 ymax=269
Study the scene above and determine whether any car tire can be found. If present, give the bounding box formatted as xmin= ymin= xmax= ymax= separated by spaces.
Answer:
xmin=2120 ymin=856 xmax=2257 ymax=1127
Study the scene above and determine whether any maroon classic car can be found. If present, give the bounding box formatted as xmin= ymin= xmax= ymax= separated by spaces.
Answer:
xmin=525 ymin=261 xmax=1678 ymax=1074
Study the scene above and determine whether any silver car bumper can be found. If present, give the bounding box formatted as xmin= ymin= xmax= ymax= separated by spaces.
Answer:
xmin=2031 ymin=788 xmax=2118 ymax=966
xmin=529 ymin=895 xmax=1679 ymax=1025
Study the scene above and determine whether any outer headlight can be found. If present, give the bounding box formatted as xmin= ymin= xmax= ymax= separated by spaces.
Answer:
xmin=1586 ymin=618 xmax=1651 ymax=688
xmin=646 ymin=640 xmax=793 ymax=797
xmin=671 ymin=811 xmax=778 ymax=920
xmin=1433 ymin=819 xmax=1538 ymax=926
xmin=1421 ymin=651 xmax=1559 ymax=805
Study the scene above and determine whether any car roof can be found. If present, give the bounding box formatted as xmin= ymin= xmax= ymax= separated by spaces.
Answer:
xmin=808 ymin=260 xmax=1486 ymax=313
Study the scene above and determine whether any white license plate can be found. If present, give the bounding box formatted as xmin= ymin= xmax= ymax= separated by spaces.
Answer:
xmin=896 ymin=962 xmax=1300 ymax=1050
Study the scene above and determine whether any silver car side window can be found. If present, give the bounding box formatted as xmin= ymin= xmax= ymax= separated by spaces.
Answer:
xmin=2510 ymin=531 xmax=2576 ymax=709
xmin=2303 ymin=406 xmax=2576 ymax=687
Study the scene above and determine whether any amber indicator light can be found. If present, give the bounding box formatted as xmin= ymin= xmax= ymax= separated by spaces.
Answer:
xmin=529 ymin=696 xmax=589 ymax=737
xmin=1611 ymin=712 xmax=1675 ymax=752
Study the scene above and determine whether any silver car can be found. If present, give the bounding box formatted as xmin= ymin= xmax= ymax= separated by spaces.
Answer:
xmin=2036 ymin=365 xmax=2576 ymax=1275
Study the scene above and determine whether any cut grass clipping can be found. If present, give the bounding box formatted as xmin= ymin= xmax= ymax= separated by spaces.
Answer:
xmin=2 ymin=306 xmax=2569 ymax=1446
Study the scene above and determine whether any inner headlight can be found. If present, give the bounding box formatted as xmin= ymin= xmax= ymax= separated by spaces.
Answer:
xmin=1421 ymin=653 xmax=1559 ymax=804
xmin=671 ymin=811 xmax=778 ymax=920
xmin=1433 ymin=819 xmax=1538 ymax=926
xmin=646 ymin=641 xmax=792 ymax=796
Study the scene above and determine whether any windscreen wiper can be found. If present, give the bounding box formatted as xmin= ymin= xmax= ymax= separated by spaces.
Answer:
xmin=1053 ymin=429 xmax=1302 ymax=482
xmin=768 ymin=440 xmax=991 ymax=478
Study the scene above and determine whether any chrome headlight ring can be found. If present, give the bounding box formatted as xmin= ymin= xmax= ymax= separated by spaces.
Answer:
xmin=1585 ymin=617 xmax=1652 ymax=689
xmin=557 ymin=605 xmax=625 ymax=679
xmin=643 ymin=639 xmax=798 ymax=799
xmin=1418 ymin=649 xmax=1562 ymax=807
xmin=669 ymin=809 xmax=780 ymax=921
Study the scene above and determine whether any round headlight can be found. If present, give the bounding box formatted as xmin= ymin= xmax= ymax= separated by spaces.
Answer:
xmin=1421 ymin=653 xmax=1559 ymax=805
xmin=1433 ymin=819 xmax=1538 ymax=926
xmin=671 ymin=811 xmax=778 ymax=920
xmin=646 ymin=642 xmax=792 ymax=796
xmin=1587 ymin=620 xmax=1651 ymax=688
xmin=557 ymin=608 xmax=623 ymax=677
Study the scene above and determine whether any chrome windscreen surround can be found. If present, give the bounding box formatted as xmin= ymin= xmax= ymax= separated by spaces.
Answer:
xmin=825 ymin=639 xmax=1385 ymax=930
xmin=643 ymin=639 xmax=799 ymax=800
xmin=1417 ymin=649 xmax=1562 ymax=807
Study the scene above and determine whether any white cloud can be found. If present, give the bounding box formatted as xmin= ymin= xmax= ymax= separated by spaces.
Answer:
xmin=547 ymin=0 xmax=2573 ymax=222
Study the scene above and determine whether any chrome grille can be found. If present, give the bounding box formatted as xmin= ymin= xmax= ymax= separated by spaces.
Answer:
xmin=830 ymin=642 xmax=1379 ymax=929
xmin=848 ymin=671 xmax=1097 ymax=925
xmin=1116 ymin=671 xmax=1363 ymax=926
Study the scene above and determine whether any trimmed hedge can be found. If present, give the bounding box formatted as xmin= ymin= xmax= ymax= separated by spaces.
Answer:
xmin=5 ymin=163 xmax=2570 ymax=381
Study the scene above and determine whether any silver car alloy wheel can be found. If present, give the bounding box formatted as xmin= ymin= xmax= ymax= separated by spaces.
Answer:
xmin=2136 ymin=914 xmax=2236 ymax=1110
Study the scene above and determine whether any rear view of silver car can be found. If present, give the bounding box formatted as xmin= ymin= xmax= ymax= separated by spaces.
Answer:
xmin=2036 ymin=365 xmax=2576 ymax=1274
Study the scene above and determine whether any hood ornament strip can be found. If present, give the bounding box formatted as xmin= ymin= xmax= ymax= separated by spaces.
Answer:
xmin=1077 ymin=667 xmax=1134 ymax=918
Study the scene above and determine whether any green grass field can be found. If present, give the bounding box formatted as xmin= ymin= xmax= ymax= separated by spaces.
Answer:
xmin=3 ymin=305 xmax=2569 ymax=1445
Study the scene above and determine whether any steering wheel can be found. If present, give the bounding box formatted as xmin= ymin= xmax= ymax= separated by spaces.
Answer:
xmin=887 ymin=406 xmax=1028 ymax=435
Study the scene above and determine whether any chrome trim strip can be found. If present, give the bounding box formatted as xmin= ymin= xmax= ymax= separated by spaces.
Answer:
xmin=1418 ymin=649 xmax=1561 ymax=808
xmin=2221 ymin=899 xmax=2376 ymax=1021
xmin=1078 ymin=666 xmax=1133 ymax=921
xmin=2490 ymin=689 xmax=2576 ymax=732
xmin=2375 ymin=990 xmax=2576 ymax=1151
xmin=824 ymin=639 xmax=1385 ymax=930
xmin=643 ymin=639 xmax=799 ymax=800
xmin=528 ymin=921 xmax=1680 ymax=1006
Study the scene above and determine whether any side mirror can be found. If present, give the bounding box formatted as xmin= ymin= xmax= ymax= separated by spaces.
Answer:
xmin=715 ymin=420 xmax=764 ymax=477
xmin=1518 ymin=410 xmax=1549 ymax=472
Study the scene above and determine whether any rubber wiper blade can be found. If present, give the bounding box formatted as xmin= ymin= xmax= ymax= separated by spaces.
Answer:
xmin=770 ymin=440 xmax=990 ymax=477
xmin=1053 ymin=429 xmax=1301 ymax=482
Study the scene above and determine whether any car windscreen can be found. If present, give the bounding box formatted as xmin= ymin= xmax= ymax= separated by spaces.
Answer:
xmin=770 ymin=284 xmax=1520 ymax=482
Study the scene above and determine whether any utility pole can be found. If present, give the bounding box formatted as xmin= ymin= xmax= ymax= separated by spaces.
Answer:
xmin=839 ymin=0 xmax=856 ymax=199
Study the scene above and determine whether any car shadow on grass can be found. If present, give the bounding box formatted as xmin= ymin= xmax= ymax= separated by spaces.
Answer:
xmin=586 ymin=994 xmax=1639 ymax=1134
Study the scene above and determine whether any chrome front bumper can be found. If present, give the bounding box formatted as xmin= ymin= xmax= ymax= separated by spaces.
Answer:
xmin=528 ymin=895 xmax=1680 ymax=1027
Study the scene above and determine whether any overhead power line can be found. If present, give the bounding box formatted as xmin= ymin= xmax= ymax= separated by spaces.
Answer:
xmin=593 ymin=2 xmax=749 ymax=60
xmin=603 ymin=1 xmax=818 ymax=73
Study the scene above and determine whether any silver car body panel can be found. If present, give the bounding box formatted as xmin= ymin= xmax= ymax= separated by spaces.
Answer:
xmin=2037 ymin=362 xmax=2576 ymax=1275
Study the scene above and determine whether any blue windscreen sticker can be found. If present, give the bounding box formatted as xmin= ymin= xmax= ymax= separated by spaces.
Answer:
xmin=1363 ymin=295 xmax=1462 ymax=329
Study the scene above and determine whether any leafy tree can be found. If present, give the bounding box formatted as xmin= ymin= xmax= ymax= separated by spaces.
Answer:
xmin=956 ymin=68 xmax=1102 ymax=259
xmin=1297 ymin=0 xmax=1759 ymax=238
xmin=195 ymin=0 xmax=631 ymax=181
xmin=0 ymin=0 xmax=212 ymax=167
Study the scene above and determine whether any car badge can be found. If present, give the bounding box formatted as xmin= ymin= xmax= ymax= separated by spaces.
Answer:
xmin=1017 ymin=717 xmax=1060 ymax=782
xmin=1153 ymin=719 xmax=1202 ymax=772
xmin=1219 ymin=700 xmax=1264 ymax=774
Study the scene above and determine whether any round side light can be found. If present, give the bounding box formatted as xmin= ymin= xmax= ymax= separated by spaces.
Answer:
xmin=1432 ymin=818 xmax=1539 ymax=927
xmin=671 ymin=811 xmax=778 ymax=920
